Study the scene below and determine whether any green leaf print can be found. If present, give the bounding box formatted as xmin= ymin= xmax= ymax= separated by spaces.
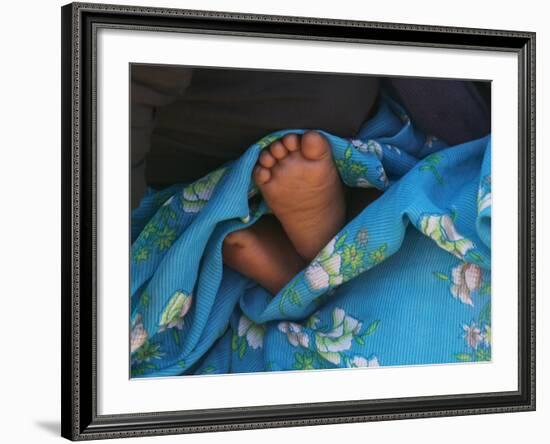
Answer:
xmin=292 ymin=351 xmax=315 ymax=370
xmin=480 ymin=282 xmax=491 ymax=295
xmin=425 ymin=153 xmax=442 ymax=165
xmin=467 ymin=251 xmax=486 ymax=264
xmin=256 ymin=134 xmax=280 ymax=150
xmin=171 ymin=328 xmax=180 ymax=346
xmin=454 ymin=353 xmax=473 ymax=362
xmin=157 ymin=205 xmax=177 ymax=225
xmin=341 ymin=244 xmax=366 ymax=273
xmin=363 ymin=320 xmax=380 ymax=337
xmin=133 ymin=246 xmax=149 ymax=262
xmin=141 ymin=222 xmax=157 ymax=240
xmin=478 ymin=301 xmax=491 ymax=325
xmin=132 ymin=340 xmax=164 ymax=364
xmin=350 ymin=163 xmax=367 ymax=176
xmin=475 ymin=348 xmax=491 ymax=361
xmin=154 ymin=226 xmax=177 ymax=251
xmin=334 ymin=232 xmax=348 ymax=251
xmin=238 ymin=337 xmax=246 ymax=359
xmin=344 ymin=146 xmax=352 ymax=160
xmin=231 ymin=332 xmax=239 ymax=351
xmin=368 ymin=244 xmax=387 ymax=265
xmin=419 ymin=164 xmax=444 ymax=184
xmin=131 ymin=361 xmax=157 ymax=376
xmin=139 ymin=291 xmax=149 ymax=307
xmin=433 ymin=272 xmax=450 ymax=281
xmin=279 ymin=278 xmax=301 ymax=315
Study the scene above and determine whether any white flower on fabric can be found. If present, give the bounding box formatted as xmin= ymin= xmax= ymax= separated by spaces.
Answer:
xmin=385 ymin=144 xmax=402 ymax=155
xmin=478 ymin=192 xmax=491 ymax=214
xmin=477 ymin=177 xmax=492 ymax=214
xmin=350 ymin=355 xmax=380 ymax=368
xmin=130 ymin=314 xmax=147 ymax=353
xmin=451 ymin=263 xmax=482 ymax=306
xmin=278 ymin=321 xmax=309 ymax=348
xmin=158 ymin=291 xmax=193 ymax=332
xmin=356 ymin=177 xmax=374 ymax=188
xmin=181 ymin=168 xmax=225 ymax=213
xmin=463 ymin=322 xmax=483 ymax=350
xmin=315 ymin=308 xmax=362 ymax=365
xmin=238 ymin=315 xmax=265 ymax=350
xmin=377 ymin=166 xmax=389 ymax=187
xmin=306 ymin=314 xmax=321 ymax=329
xmin=350 ymin=139 xmax=383 ymax=159
xmin=419 ymin=214 xmax=474 ymax=259
xmin=304 ymin=238 xmax=344 ymax=291
xmin=162 ymin=196 xmax=174 ymax=207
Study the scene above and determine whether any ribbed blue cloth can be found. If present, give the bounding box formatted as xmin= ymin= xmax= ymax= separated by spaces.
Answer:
xmin=130 ymin=96 xmax=491 ymax=377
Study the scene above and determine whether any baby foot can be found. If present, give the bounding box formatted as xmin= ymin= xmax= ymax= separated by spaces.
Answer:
xmin=253 ymin=131 xmax=346 ymax=261
xmin=222 ymin=216 xmax=306 ymax=295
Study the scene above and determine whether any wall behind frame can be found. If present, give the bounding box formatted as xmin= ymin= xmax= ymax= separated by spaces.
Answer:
xmin=0 ymin=0 xmax=545 ymax=443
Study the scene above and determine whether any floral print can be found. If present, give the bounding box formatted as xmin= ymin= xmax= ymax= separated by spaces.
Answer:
xmin=314 ymin=308 xmax=363 ymax=365
xmin=131 ymin=340 xmax=165 ymax=376
xmin=304 ymin=230 xmax=390 ymax=295
xmin=341 ymin=244 xmax=366 ymax=274
xmin=348 ymin=355 xmax=380 ymax=368
xmin=350 ymin=138 xmax=383 ymax=159
xmin=463 ymin=322 xmax=483 ymax=349
xmin=238 ymin=315 xmax=265 ymax=350
xmin=181 ymin=168 xmax=225 ymax=213
xmin=419 ymin=153 xmax=444 ymax=184
xmin=451 ymin=262 xmax=482 ymax=306
xmin=131 ymin=200 xmax=179 ymax=263
xmin=478 ymin=174 xmax=491 ymax=213
xmin=334 ymin=142 xmax=390 ymax=189
xmin=128 ymin=95 xmax=492 ymax=378
xmin=356 ymin=228 xmax=369 ymax=247
xmin=283 ymin=308 xmax=381 ymax=370
xmin=158 ymin=290 xmax=193 ymax=332
xmin=305 ymin=237 xmax=344 ymax=291
xmin=130 ymin=314 xmax=148 ymax=353
xmin=278 ymin=321 xmax=310 ymax=347
xmin=419 ymin=213 xmax=474 ymax=260
xmin=232 ymin=315 xmax=265 ymax=359
xmin=455 ymin=301 xmax=491 ymax=362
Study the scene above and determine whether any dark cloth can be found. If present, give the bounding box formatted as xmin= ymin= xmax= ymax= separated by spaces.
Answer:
xmin=141 ymin=68 xmax=491 ymax=189
xmin=385 ymin=77 xmax=491 ymax=145
xmin=145 ymin=68 xmax=380 ymax=187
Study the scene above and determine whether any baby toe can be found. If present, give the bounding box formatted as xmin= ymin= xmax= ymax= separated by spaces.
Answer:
xmin=258 ymin=150 xmax=276 ymax=168
xmin=282 ymin=133 xmax=301 ymax=152
xmin=253 ymin=165 xmax=272 ymax=185
xmin=269 ymin=140 xmax=289 ymax=160
xmin=301 ymin=131 xmax=331 ymax=161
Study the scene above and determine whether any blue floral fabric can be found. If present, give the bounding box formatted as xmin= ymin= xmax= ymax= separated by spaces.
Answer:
xmin=130 ymin=96 xmax=492 ymax=377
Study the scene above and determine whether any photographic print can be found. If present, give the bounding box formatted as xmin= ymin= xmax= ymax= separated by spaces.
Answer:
xmin=61 ymin=2 xmax=534 ymax=440
xmin=129 ymin=66 xmax=493 ymax=378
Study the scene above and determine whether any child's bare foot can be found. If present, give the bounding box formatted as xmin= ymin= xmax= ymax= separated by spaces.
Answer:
xmin=253 ymin=131 xmax=345 ymax=261
xmin=222 ymin=216 xmax=306 ymax=295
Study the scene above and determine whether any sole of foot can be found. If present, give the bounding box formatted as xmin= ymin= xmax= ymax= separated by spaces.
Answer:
xmin=253 ymin=131 xmax=346 ymax=261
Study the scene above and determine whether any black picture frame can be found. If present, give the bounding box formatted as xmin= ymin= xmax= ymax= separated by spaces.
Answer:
xmin=61 ymin=2 xmax=536 ymax=440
